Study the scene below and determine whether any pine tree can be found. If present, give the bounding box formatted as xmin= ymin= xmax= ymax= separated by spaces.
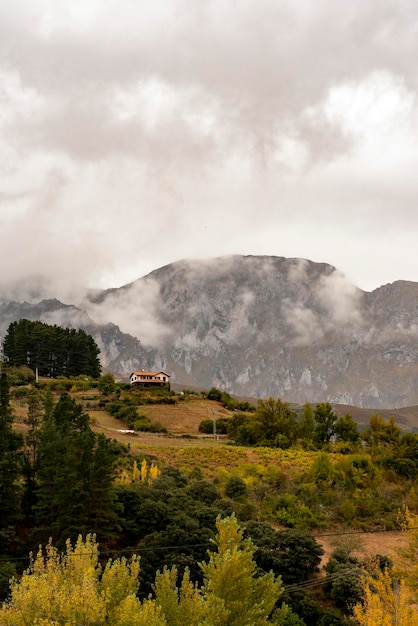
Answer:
xmin=3 ymin=319 xmax=102 ymax=378
xmin=21 ymin=388 xmax=44 ymax=524
xmin=33 ymin=393 xmax=119 ymax=548
xmin=0 ymin=374 xmax=23 ymax=552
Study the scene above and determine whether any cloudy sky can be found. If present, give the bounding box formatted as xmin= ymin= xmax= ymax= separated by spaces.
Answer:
xmin=1 ymin=0 xmax=418 ymax=300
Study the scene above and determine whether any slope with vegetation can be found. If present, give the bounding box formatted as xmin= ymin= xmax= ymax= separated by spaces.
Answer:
xmin=3 ymin=365 xmax=418 ymax=623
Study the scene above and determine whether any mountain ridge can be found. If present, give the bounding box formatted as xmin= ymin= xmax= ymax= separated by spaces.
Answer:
xmin=1 ymin=255 xmax=418 ymax=409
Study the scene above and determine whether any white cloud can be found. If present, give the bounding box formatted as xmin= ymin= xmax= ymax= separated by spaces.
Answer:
xmin=1 ymin=0 xmax=418 ymax=295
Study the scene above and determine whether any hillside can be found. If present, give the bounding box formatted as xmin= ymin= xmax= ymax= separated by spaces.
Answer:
xmin=10 ymin=385 xmax=412 ymax=575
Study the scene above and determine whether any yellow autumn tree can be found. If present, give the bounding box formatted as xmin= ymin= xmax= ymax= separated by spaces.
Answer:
xmin=396 ymin=509 xmax=418 ymax=600
xmin=116 ymin=459 xmax=160 ymax=486
xmin=153 ymin=565 xmax=214 ymax=625
xmin=353 ymin=568 xmax=418 ymax=626
xmin=200 ymin=514 xmax=283 ymax=625
xmin=0 ymin=534 xmax=165 ymax=626
xmin=353 ymin=511 xmax=418 ymax=626
xmin=0 ymin=516 xmax=285 ymax=625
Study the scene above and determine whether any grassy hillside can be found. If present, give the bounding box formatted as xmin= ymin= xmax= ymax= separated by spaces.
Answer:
xmin=8 ymin=380 xmax=418 ymax=624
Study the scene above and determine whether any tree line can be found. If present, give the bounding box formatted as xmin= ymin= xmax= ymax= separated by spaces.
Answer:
xmin=3 ymin=318 xmax=101 ymax=378
xmin=222 ymin=395 xmax=410 ymax=455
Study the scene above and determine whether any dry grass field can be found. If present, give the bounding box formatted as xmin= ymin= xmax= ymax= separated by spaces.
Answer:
xmin=132 ymin=397 xmax=232 ymax=435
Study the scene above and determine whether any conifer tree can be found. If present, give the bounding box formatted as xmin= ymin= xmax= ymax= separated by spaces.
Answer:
xmin=0 ymin=373 xmax=23 ymax=551
xmin=21 ymin=388 xmax=44 ymax=524
xmin=33 ymin=393 xmax=119 ymax=547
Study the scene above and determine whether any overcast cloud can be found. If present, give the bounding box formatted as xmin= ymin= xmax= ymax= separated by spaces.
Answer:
xmin=1 ymin=0 xmax=418 ymax=300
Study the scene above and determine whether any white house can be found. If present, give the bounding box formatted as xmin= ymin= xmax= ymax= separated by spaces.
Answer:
xmin=129 ymin=370 xmax=170 ymax=387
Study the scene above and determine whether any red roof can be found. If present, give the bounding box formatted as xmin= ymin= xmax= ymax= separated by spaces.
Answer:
xmin=130 ymin=371 xmax=170 ymax=377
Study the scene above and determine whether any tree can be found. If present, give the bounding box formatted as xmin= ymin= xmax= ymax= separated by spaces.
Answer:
xmin=0 ymin=517 xmax=285 ymax=625
xmin=200 ymin=514 xmax=283 ymax=625
xmin=21 ymin=388 xmax=44 ymax=524
xmin=4 ymin=319 xmax=101 ymax=378
xmin=363 ymin=414 xmax=401 ymax=450
xmin=334 ymin=413 xmax=360 ymax=444
xmin=0 ymin=534 xmax=163 ymax=626
xmin=245 ymin=522 xmax=324 ymax=585
xmin=298 ymin=403 xmax=315 ymax=445
xmin=324 ymin=548 xmax=364 ymax=613
xmin=314 ymin=403 xmax=338 ymax=445
xmin=352 ymin=511 xmax=418 ymax=624
xmin=0 ymin=374 xmax=23 ymax=550
xmin=353 ymin=568 xmax=418 ymax=626
xmin=98 ymin=372 xmax=117 ymax=395
xmin=33 ymin=393 xmax=119 ymax=547
xmin=255 ymin=397 xmax=298 ymax=448
xmin=154 ymin=566 xmax=210 ymax=625
xmin=224 ymin=475 xmax=248 ymax=500
xmin=395 ymin=510 xmax=418 ymax=600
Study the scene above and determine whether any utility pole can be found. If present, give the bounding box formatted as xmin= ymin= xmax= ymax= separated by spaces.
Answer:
xmin=211 ymin=408 xmax=217 ymax=440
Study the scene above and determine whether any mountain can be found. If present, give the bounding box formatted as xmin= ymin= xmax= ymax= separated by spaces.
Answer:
xmin=2 ymin=255 xmax=418 ymax=409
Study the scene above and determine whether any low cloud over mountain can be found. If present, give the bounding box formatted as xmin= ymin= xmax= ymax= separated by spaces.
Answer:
xmin=2 ymin=255 xmax=418 ymax=409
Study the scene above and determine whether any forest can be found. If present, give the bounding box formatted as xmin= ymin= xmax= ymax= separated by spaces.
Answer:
xmin=3 ymin=318 xmax=101 ymax=378
xmin=1 ymin=361 xmax=418 ymax=622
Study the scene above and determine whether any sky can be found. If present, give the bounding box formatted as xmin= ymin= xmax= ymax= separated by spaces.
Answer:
xmin=1 ymin=0 xmax=418 ymax=301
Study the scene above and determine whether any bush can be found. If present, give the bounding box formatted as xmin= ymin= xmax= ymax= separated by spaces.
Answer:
xmin=134 ymin=417 xmax=167 ymax=434
xmin=324 ymin=549 xmax=364 ymax=613
xmin=224 ymin=475 xmax=248 ymax=499
xmin=10 ymin=386 xmax=29 ymax=399
xmin=3 ymin=365 xmax=35 ymax=386
xmin=199 ymin=418 xmax=230 ymax=435
xmin=97 ymin=373 xmax=116 ymax=395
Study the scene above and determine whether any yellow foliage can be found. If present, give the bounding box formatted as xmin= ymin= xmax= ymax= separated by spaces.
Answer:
xmin=140 ymin=458 xmax=148 ymax=482
xmin=0 ymin=535 xmax=145 ymax=626
xmin=149 ymin=461 xmax=161 ymax=481
xmin=396 ymin=509 xmax=418 ymax=601
xmin=0 ymin=516 xmax=283 ymax=626
xmin=133 ymin=459 xmax=142 ymax=482
xmin=111 ymin=596 xmax=167 ymax=626
xmin=154 ymin=566 xmax=209 ymax=625
xmin=115 ymin=467 xmax=131 ymax=485
xmin=201 ymin=514 xmax=282 ymax=625
xmin=353 ymin=568 xmax=418 ymax=626
xmin=116 ymin=459 xmax=161 ymax=486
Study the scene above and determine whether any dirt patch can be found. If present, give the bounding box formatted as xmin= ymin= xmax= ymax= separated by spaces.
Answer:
xmin=316 ymin=530 xmax=408 ymax=569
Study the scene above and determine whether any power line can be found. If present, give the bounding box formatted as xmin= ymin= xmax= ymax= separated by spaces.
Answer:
xmin=0 ymin=524 xmax=413 ymax=565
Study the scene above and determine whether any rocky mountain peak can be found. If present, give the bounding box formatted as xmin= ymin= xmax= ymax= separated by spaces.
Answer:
xmin=1 ymin=255 xmax=418 ymax=409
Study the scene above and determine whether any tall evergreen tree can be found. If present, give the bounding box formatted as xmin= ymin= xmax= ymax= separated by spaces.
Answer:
xmin=0 ymin=374 xmax=23 ymax=552
xmin=3 ymin=320 xmax=101 ymax=378
xmin=21 ymin=388 xmax=44 ymax=525
xmin=33 ymin=393 xmax=119 ymax=548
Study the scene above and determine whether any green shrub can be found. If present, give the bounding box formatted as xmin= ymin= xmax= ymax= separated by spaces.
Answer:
xmin=224 ymin=475 xmax=248 ymax=499
xmin=199 ymin=418 xmax=229 ymax=434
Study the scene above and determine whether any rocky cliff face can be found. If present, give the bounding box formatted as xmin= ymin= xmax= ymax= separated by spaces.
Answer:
xmin=2 ymin=255 xmax=418 ymax=409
